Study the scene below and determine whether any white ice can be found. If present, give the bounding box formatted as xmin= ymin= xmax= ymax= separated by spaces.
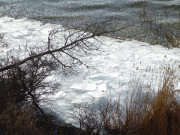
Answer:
xmin=0 ymin=17 xmax=180 ymax=124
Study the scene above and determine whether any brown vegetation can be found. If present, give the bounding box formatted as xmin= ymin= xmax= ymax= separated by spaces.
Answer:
xmin=74 ymin=67 xmax=180 ymax=135
xmin=0 ymin=101 xmax=44 ymax=135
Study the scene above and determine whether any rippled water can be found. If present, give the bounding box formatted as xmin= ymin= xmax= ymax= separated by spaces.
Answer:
xmin=0 ymin=0 xmax=180 ymax=46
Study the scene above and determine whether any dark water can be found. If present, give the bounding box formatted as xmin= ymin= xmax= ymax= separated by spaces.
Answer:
xmin=0 ymin=0 xmax=180 ymax=46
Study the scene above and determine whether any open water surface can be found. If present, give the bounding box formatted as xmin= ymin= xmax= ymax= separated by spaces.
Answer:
xmin=0 ymin=0 xmax=180 ymax=45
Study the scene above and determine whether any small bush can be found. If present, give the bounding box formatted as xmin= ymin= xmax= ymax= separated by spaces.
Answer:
xmin=0 ymin=101 xmax=44 ymax=135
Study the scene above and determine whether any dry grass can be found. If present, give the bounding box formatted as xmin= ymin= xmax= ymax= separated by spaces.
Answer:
xmin=74 ymin=67 xmax=180 ymax=135
xmin=139 ymin=70 xmax=180 ymax=135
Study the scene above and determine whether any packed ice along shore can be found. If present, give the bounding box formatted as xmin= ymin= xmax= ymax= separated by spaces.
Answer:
xmin=0 ymin=17 xmax=180 ymax=124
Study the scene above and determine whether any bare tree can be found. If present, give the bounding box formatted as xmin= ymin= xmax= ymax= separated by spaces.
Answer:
xmin=0 ymin=20 xmax=127 ymax=73
xmin=0 ymin=29 xmax=96 ymax=117
xmin=0 ymin=21 xmax=126 ymax=118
